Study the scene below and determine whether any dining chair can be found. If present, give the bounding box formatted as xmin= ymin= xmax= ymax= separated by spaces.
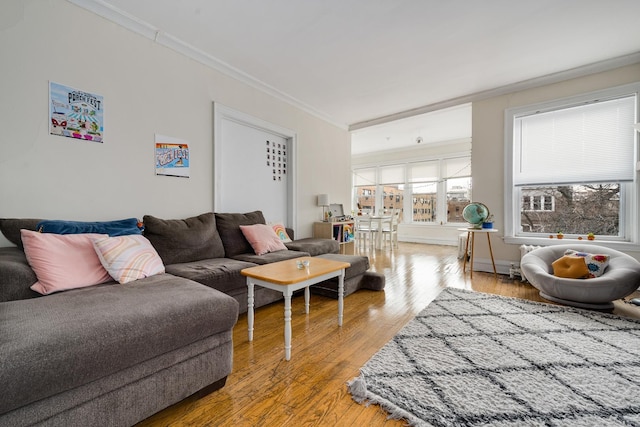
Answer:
xmin=355 ymin=216 xmax=374 ymax=251
xmin=381 ymin=210 xmax=400 ymax=249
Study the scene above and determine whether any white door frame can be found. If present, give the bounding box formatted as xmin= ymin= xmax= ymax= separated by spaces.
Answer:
xmin=213 ymin=103 xmax=297 ymax=229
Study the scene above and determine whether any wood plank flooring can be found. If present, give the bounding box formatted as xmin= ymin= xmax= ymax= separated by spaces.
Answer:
xmin=137 ymin=242 xmax=640 ymax=426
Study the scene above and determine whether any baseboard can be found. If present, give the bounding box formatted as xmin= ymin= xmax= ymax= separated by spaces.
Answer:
xmin=465 ymin=258 xmax=514 ymax=276
xmin=399 ymin=236 xmax=457 ymax=246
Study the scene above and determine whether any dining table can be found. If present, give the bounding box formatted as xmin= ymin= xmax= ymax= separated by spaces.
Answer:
xmin=368 ymin=215 xmax=392 ymax=248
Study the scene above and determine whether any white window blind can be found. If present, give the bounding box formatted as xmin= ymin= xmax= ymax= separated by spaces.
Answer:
xmin=379 ymin=165 xmax=405 ymax=184
xmin=443 ymin=156 xmax=471 ymax=178
xmin=409 ymin=161 xmax=438 ymax=182
xmin=514 ymin=95 xmax=636 ymax=186
xmin=354 ymin=168 xmax=376 ymax=186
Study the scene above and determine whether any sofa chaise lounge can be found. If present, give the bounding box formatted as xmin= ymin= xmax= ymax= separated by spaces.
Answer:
xmin=0 ymin=211 xmax=384 ymax=426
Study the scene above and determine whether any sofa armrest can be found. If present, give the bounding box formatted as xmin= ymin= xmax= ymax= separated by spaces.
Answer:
xmin=0 ymin=247 xmax=39 ymax=302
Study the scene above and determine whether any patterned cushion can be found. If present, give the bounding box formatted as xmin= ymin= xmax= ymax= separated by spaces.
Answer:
xmin=270 ymin=222 xmax=292 ymax=243
xmin=93 ymin=235 xmax=165 ymax=284
xmin=564 ymin=249 xmax=610 ymax=278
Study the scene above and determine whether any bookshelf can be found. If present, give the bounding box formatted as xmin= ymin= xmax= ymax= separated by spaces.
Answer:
xmin=313 ymin=220 xmax=355 ymax=255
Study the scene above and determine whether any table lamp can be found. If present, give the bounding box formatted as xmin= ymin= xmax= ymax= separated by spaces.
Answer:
xmin=317 ymin=194 xmax=329 ymax=221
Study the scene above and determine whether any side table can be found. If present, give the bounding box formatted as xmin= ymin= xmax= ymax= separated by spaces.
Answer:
xmin=458 ymin=228 xmax=498 ymax=278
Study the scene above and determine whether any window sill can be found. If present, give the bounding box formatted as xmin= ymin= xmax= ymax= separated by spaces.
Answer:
xmin=407 ymin=222 xmax=467 ymax=228
xmin=504 ymin=236 xmax=640 ymax=253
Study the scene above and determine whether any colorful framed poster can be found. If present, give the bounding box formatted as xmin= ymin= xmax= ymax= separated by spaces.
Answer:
xmin=49 ymin=82 xmax=104 ymax=142
xmin=155 ymin=134 xmax=190 ymax=178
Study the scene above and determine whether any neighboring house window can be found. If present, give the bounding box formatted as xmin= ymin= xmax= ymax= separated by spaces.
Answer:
xmin=522 ymin=194 xmax=554 ymax=212
xmin=353 ymin=154 xmax=471 ymax=225
xmin=505 ymin=83 xmax=639 ymax=242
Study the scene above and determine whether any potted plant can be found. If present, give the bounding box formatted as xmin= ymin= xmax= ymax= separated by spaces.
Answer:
xmin=587 ymin=232 xmax=595 ymax=241
xmin=482 ymin=214 xmax=494 ymax=229
xmin=556 ymin=231 xmax=564 ymax=239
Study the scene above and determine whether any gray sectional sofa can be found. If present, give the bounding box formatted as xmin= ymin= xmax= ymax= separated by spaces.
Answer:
xmin=0 ymin=210 xmax=383 ymax=426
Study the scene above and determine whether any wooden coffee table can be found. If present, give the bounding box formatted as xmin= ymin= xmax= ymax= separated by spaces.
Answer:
xmin=241 ymin=256 xmax=350 ymax=361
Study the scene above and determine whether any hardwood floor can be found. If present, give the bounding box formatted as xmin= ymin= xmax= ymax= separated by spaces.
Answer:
xmin=137 ymin=242 xmax=640 ymax=426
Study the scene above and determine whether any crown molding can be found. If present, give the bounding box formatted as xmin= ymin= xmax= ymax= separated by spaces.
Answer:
xmin=350 ymin=51 xmax=640 ymax=131
xmin=67 ymin=0 xmax=348 ymax=130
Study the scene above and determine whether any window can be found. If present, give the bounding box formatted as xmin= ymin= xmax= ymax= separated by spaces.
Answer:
xmin=354 ymin=168 xmax=376 ymax=215
xmin=353 ymin=154 xmax=471 ymax=225
xmin=412 ymin=182 xmax=437 ymax=222
xmin=505 ymin=83 xmax=639 ymax=243
xmin=409 ymin=161 xmax=439 ymax=223
xmin=378 ymin=164 xmax=404 ymax=214
xmin=443 ymin=157 xmax=472 ymax=223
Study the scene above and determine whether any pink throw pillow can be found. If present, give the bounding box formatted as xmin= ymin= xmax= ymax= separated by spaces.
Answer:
xmin=21 ymin=229 xmax=113 ymax=295
xmin=240 ymin=224 xmax=288 ymax=255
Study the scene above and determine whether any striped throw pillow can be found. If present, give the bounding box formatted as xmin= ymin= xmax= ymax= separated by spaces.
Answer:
xmin=93 ymin=235 xmax=165 ymax=284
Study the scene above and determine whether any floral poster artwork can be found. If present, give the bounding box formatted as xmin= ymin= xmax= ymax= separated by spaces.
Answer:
xmin=49 ymin=82 xmax=104 ymax=142
xmin=155 ymin=134 xmax=190 ymax=178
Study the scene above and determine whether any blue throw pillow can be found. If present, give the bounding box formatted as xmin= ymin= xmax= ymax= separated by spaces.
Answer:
xmin=36 ymin=218 xmax=143 ymax=236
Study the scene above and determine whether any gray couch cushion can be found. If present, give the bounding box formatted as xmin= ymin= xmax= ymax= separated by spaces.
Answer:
xmin=143 ymin=212 xmax=225 ymax=264
xmin=0 ymin=273 xmax=238 ymax=415
xmin=215 ymin=211 xmax=266 ymax=257
xmin=315 ymin=253 xmax=370 ymax=279
xmin=0 ymin=247 xmax=38 ymax=302
xmin=285 ymin=238 xmax=340 ymax=256
xmin=165 ymin=257 xmax=256 ymax=294
xmin=232 ymin=249 xmax=310 ymax=265
xmin=0 ymin=218 xmax=42 ymax=249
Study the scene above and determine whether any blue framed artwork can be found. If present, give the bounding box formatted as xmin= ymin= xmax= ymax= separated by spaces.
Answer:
xmin=155 ymin=134 xmax=190 ymax=178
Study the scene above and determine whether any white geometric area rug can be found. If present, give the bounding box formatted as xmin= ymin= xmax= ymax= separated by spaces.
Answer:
xmin=348 ymin=287 xmax=640 ymax=427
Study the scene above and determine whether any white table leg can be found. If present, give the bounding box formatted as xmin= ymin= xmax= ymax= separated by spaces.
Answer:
xmin=304 ymin=286 xmax=310 ymax=314
xmin=338 ymin=270 xmax=344 ymax=327
xmin=247 ymin=281 xmax=255 ymax=341
xmin=283 ymin=289 xmax=293 ymax=361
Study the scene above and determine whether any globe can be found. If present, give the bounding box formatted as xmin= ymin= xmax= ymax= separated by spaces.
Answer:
xmin=462 ymin=202 xmax=490 ymax=229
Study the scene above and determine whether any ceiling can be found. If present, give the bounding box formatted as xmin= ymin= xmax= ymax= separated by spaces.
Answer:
xmin=351 ymin=103 xmax=472 ymax=155
xmin=72 ymin=0 xmax=640 ymax=153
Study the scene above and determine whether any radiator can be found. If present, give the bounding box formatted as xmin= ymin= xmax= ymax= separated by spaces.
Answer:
xmin=513 ymin=244 xmax=543 ymax=281
xmin=457 ymin=233 xmax=470 ymax=259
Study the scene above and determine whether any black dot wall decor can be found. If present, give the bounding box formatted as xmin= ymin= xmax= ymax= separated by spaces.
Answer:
xmin=266 ymin=140 xmax=287 ymax=182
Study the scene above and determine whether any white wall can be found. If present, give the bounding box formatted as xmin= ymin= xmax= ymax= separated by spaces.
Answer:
xmin=472 ymin=63 xmax=640 ymax=272
xmin=0 ymin=0 xmax=351 ymax=247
